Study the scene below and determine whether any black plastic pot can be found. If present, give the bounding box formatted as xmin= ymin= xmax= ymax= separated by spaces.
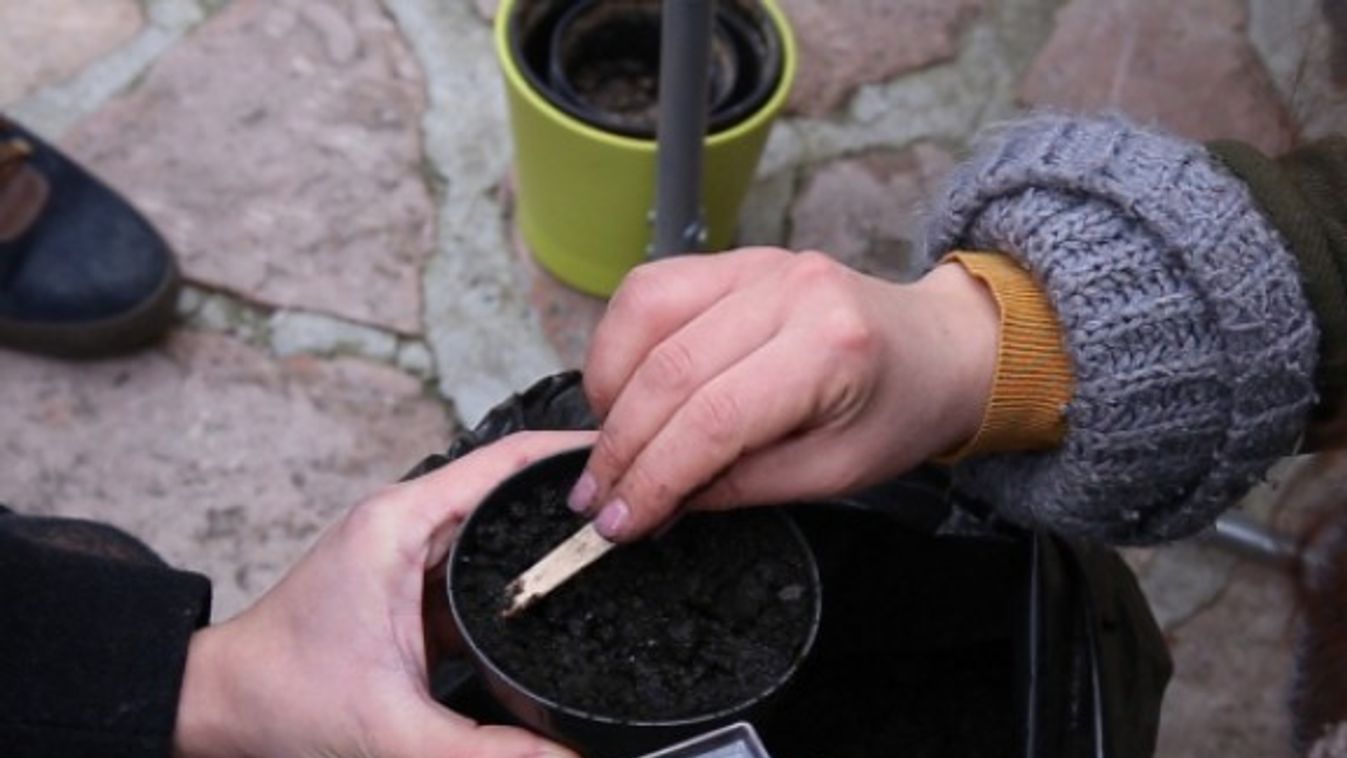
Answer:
xmin=510 ymin=0 xmax=783 ymax=138
xmin=445 ymin=447 xmax=823 ymax=758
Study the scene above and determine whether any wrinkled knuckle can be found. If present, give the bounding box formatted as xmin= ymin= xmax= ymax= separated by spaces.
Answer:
xmin=610 ymin=264 xmax=672 ymax=320
xmin=788 ymin=250 xmax=846 ymax=289
xmin=822 ymin=307 xmax=878 ymax=359
xmin=747 ymin=245 xmax=794 ymax=267
xmin=584 ymin=373 xmax=615 ymax=416
xmin=688 ymin=391 xmax=743 ymax=446
xmin=642 ymin=339 xmax=698 ymax=392
xmin=620 ymin=463 xmax=674 ymax=513
xmin=342 ymin=494 xmax=397 ymax=541
xmin=591 ymin=428 xmax=631 ymax=477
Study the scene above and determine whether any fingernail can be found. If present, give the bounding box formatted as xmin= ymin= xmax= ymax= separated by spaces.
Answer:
xmin=568 ymin=471 xmax=597 ymax=513
xmin=594 ymin=499 xmax=629 ymax=539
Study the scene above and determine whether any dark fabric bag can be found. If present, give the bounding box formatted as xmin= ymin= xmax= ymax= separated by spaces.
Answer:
xmin=412 ymin=371 xmax=1171 ymax=758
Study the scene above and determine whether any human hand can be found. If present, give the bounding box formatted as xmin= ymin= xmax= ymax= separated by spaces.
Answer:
xmin=173 ymin=431 xmax=594 ymax=758
xmin=571 ymin=248 xmax=999 ymax=541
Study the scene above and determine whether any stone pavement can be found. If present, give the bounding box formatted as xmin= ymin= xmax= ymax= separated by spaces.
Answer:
xmin=1 ymin=0 xmax=1344 ymax=754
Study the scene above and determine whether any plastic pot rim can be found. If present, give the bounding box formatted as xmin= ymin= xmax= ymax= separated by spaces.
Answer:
xmin=542 ymin=0 xmax=773 ymax=139
xmin=494 ymin=0 xmax=798 ymax=155
xmin=445 ymin=446 xmax=823 ymax=732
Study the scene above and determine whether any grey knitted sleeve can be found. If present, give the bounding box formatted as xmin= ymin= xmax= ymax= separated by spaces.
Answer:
xmin=924 ymin=114 xmax=1319 ymax=545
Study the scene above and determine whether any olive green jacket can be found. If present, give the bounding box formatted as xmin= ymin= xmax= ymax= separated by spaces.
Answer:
xmin=1212 ymin=137 xmax=1347 ymax=449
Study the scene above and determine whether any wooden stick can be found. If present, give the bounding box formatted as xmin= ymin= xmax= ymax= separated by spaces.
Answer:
xmin=502 ymin=523 xmax=616 ymax=618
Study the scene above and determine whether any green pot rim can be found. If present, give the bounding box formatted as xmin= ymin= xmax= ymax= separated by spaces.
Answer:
xmin=494 ymin=0 xmax=798 ymax=154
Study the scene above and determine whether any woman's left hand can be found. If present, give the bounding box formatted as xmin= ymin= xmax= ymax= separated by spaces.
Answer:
xmin=173 ymin=431 xmax=594 ymax=758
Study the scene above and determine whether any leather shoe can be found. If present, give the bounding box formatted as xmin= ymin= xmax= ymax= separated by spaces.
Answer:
xmin=0 ymin=117 xmax=180 ymax=358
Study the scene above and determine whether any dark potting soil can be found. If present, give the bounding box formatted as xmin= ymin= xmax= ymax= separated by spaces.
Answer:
xmin=452 ymin=483 xmax=817 ymax=721
xmin=566 ymin=52 xmax=659 ymax=126
xmin=554 ymin=5 xmax=662 ymax=125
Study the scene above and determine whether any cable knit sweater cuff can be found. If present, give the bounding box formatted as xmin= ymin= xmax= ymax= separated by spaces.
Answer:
xmin=924 ymin=114 xmax=1319 ymax=544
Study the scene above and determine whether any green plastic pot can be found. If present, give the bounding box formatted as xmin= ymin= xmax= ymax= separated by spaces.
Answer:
xmin=495 ymin=0 xmax=797 ymax=297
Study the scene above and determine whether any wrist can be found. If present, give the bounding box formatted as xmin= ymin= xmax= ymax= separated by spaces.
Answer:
xmin=908 ymin=262 xmax=999 ymax=453
xmin=939 ymin=252 xmax=1073 ymax=459
xmin=174 ymin=626 xmax=243 ymax=758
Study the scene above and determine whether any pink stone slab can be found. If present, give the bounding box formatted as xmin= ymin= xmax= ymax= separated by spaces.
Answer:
xmin=790 ymin=143 xmax=954 ymax=281
xmin=1020 ymin=0 xmax=1296 ymax=155
xmin=1156 ymin=561 xmax=1294 ymax=757
xmin=778 ymin=0 xmax=986 ymax=117
xmin=62 ymin=0 xmax=433 ymax=334
xmin=0 ymin=331 xmax=452 ymax=619
xmin=0 ymin=0 xmax=143 ymax=104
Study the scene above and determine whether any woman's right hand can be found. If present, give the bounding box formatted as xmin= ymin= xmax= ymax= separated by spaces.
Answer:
xmin=571 ymin=247 xmax=1000 ymax=542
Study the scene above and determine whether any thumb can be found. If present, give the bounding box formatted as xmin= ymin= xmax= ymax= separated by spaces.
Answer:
xmin=390 ymin=700 xmax=580 ymax=758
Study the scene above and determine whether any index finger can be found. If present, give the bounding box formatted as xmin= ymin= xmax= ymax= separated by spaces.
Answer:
xmin=584 ymin=247 xmax=790 ymax=415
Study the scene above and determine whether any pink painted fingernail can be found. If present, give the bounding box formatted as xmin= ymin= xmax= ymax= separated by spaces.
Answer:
xmin=567 ymin=471 xmax=597 ymax=513
xmin=594 ymin=499 xmax=629 ymax=539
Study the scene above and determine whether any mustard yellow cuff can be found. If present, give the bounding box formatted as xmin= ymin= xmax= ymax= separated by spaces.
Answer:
xmin=937 ymin=251 xmax=1073 ymax=461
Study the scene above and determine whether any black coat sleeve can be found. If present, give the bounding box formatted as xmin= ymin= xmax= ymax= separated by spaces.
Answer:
xmin=0 ymin=510 xmax=212 ymax=758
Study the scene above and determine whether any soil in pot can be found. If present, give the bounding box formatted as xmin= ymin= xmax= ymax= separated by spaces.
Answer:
xmin=549 ymin=1 xmax=736 ymax=135
xmin=511 ymin=0 xmax=782 ymax=138
xmin=452 ymin=480 xmax=818 ymax=720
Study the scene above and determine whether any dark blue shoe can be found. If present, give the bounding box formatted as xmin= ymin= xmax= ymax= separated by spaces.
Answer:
xmin=0 ymin=117 xmax=180 ymax=358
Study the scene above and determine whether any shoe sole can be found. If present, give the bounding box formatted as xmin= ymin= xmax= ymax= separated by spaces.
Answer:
xmin=0 ymin=261 xmax=183 ymax=359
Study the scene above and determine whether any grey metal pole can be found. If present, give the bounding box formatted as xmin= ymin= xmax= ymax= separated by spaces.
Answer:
xmin=1199 ymin=511 xmax=1300 ymax=566
xmin=652 ymin=0 xmax=715 ymax=257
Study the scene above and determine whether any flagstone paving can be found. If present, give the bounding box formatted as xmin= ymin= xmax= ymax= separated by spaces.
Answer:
xmin=2 ymin=0 xmax=1345 ymax=753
